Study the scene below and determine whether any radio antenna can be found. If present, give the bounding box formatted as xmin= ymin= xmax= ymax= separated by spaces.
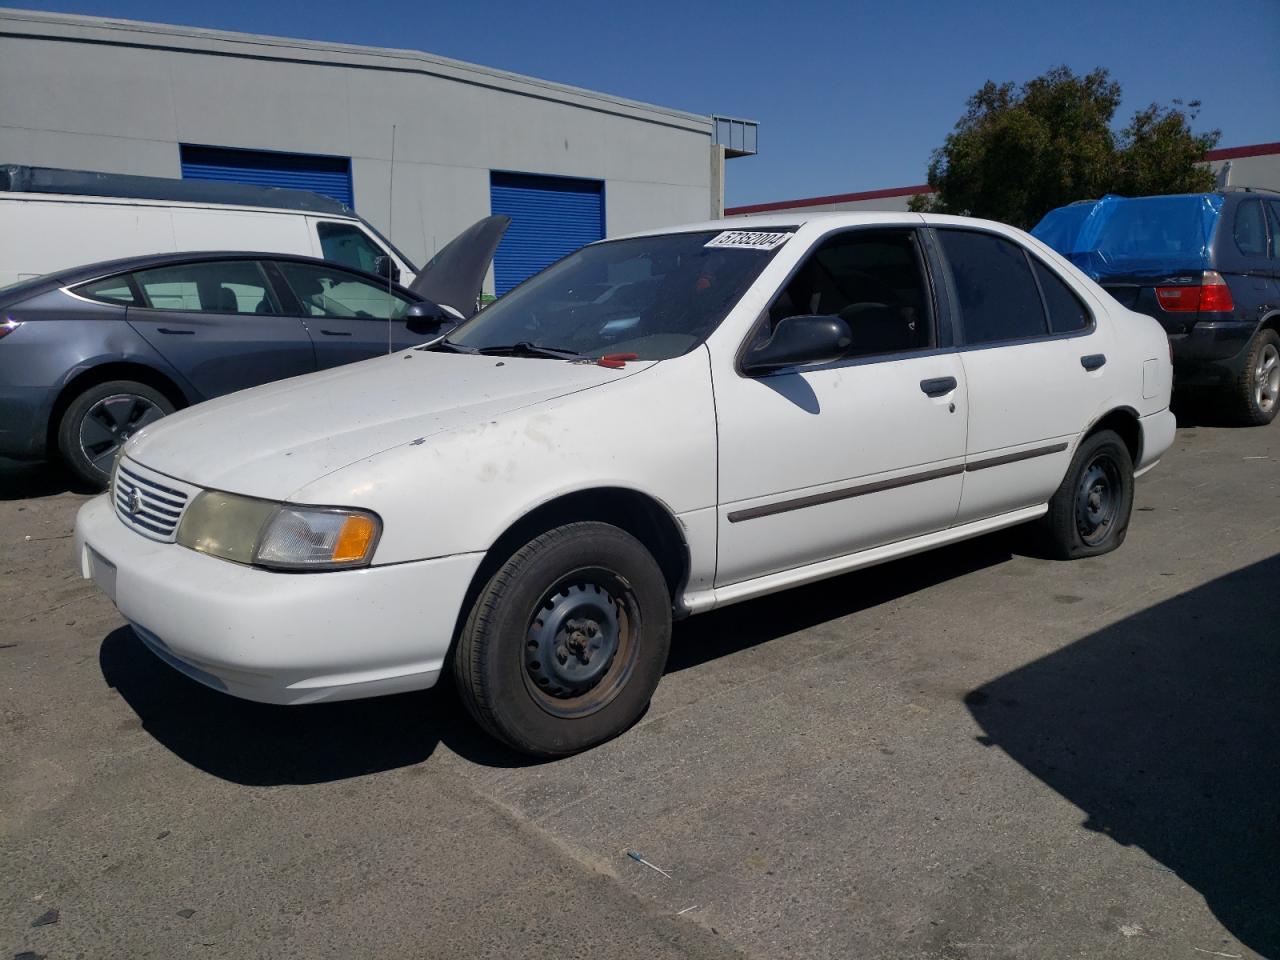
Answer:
xmin=387 ymin=123 xmax=397 ymax=355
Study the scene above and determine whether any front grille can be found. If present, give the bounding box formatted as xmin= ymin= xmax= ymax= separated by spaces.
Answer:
xmin=113 ymin=461 xmax=193 ymax=542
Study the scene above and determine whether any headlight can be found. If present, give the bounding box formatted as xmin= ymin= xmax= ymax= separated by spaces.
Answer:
xmin=176 ymin=491 xmax=380 ymax=571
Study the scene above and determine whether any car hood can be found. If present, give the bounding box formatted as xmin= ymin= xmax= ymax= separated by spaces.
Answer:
xmin=125 ymin=350 xmax=649 ymax=500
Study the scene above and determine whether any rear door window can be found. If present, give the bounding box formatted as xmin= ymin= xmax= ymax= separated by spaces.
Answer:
xmin=936 ymin=230 xmax=1048 ymax=344
xmin=1031 ymin=259 xmax=1091 ymax=333
xmin=131 ymin=261 xmax=278 ymax=314
xmin=1234 ymin=200 xmax=1268 ymax=258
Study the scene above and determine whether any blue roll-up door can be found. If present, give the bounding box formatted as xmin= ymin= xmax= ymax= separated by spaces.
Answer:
xmin=490 ymin=172 xmax=604 ymax=294
xmin=180 ymin=145 xmax=354 ymax=208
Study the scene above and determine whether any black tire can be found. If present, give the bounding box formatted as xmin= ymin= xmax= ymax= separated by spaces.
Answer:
xmin=454 ymin=522 xmax=672 ymax=757
xmin=57 ymin=380 xmax=175 ymax=489
xmin=1223 ymin=327 xmax=1280 ymax=426
xmin=1037 ymin=429 xmax=1135 ymax=560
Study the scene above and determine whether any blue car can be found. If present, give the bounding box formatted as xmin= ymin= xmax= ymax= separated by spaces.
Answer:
xmin=0 ymin=216 xmax=508 ymax=486
xmin=1033 ymin=188 xmax=1280 ymax=425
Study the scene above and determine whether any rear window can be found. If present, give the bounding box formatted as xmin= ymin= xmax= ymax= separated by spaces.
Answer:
xmin=75 ymin=276 xmax=136 ymax=305
xmin=1032 ymin=193 xmax=1223 ymax=278
xmin=937 ymin=230 xmax=1047 ymax=344
xmin=1031 ymin=259 xmax=1091 ymax=333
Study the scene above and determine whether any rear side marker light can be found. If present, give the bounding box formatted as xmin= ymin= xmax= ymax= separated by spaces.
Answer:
xmin=1155 ymin=271 xmax=1234 ymax=314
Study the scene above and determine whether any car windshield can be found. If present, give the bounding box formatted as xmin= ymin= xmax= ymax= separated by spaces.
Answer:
xmin=446 ymin=229 xmax=793 ymax=360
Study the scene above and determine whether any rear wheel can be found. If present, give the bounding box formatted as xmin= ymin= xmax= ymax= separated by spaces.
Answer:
xmin=1223 ymin=327 xmax=1279 ymax=426
xmin=1037 ymin=429 xmax=1135 ymax=560
xmin=57 ymin=380 xmax=174 ymax=489
xmin=454 ymin=522 xmax=671 ymax=757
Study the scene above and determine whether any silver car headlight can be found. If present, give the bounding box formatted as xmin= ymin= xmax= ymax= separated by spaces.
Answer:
xmin=176 ymin=491 xmax=381 ymax=570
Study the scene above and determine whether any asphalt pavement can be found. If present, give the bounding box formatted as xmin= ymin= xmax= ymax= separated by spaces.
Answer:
xmin=2 ymin=408 xmax=1277 ymax=960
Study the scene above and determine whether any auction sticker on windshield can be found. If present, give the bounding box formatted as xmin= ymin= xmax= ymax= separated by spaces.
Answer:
xmin=704 ymin=231 xmax=793 ymax=251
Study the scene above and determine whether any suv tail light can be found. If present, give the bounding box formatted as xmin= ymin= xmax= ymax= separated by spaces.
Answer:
xmin=1155 ymin=271 xmax=1234 ymax=313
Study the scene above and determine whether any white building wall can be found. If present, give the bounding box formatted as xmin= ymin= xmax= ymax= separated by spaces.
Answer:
xmin=0 ymin=8 xmax=718 ymax=271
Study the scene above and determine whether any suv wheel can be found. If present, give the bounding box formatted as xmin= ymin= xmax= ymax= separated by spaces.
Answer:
xmin=57 ymin=380 xmax=174 ymax=489
xmin=454 ymin=522 xmax=672 ymax=757
xmin=1226 ymin=327 xmax=1279 ymax=426
xmin=1037 ymin=429 xmax=1135 ymax=560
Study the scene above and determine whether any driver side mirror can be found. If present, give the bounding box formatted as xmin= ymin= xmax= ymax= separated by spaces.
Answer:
xmin=404 ymin=299 xmax=455 ymax=335
xmin=741 ymin=314 xmax=852 ymax=375
xmin=373 ymin=255 xmax=401 ymax=284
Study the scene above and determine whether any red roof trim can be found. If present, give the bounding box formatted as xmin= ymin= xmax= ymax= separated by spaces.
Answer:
xmin=727 ymin=142 xmax=1280 ymax=216
xmin=1204 ymin=141 xmax=1280 ymax=161
xmin=725 ymin=183 xmax=932 ymax=216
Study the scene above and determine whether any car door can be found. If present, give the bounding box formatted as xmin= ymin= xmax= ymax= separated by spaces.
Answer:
xmin=713 ymin=226 xmax=968 ymax=588
xmin=931 ymin=227 xmax=1114 ymax=524
xmin=269 ymin=259 xmax=425 ymax=368
xmin=121 ymin=258 xmax=317 ymax=400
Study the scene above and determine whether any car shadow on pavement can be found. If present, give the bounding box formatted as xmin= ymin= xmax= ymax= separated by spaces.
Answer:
xmin=98 ymin=627 xmax=539 ymax=785
xmin=98 ymin=533 xmax=1020 ymax=785
xmin=0 ymin=459 xmax=93 ymax=500
xmin=966 ymin=553 xmax=1280 ymax=959
xmin=666 ymin=533 xmax=1017 ymax=674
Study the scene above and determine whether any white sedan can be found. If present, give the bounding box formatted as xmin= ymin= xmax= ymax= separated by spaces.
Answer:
xmin=74 ymin=212 xmax=1176 ymax=757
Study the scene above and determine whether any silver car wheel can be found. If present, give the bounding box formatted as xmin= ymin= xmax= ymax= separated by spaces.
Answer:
xmin=78 ymin=393 xmax=166 ymax=473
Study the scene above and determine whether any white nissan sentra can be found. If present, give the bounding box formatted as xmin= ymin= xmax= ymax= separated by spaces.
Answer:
xmin=75 ymin=213 xmax=1176 ymax=757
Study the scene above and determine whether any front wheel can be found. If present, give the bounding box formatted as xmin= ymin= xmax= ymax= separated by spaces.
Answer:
xmin=453 ymin=522 xmax=672 ymax=757
xmin=1036 ymin=429 xmax=1135 ymax=560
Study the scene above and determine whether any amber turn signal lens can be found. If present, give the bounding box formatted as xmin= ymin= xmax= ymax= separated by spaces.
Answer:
xmin=331 ymin=514 xmax=377 ymax=563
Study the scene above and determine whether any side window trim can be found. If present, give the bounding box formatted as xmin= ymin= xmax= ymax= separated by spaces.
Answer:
xmin=734 ymin=223 xmax=944 ymax=374
xmin=931 ymin=226 xmax=1096 ymax=350
xmin=262 ymin=260 xmax=305 ymax=317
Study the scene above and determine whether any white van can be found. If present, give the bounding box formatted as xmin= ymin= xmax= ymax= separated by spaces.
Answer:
xmin=0 ymin=165 xmax=418 ymax=288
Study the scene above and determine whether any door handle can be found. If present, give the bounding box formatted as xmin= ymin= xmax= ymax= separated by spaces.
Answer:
xmin=319 ymin=329 xmax=352 ymax=337
xmin=156 ymin=327 xmax=195 ymax=335
xmin=1081 ymin=354 xmax=1107 ymax=371
xmin=920 ymin=376 xmax=957 ymax=397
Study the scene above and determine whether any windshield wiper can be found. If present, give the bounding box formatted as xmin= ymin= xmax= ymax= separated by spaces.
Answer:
xmin=426 ymin=338 xmax=476 ymax=353
xmin=476 ymin=341 xmax=581 ymax=360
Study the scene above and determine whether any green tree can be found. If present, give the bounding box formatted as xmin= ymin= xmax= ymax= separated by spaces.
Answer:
xmin=909 ymin=66 xmax=1220 ymax=228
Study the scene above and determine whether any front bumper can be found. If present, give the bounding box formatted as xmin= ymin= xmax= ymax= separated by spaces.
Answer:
xmin=74 ymin=494 xmax=482 ymax=705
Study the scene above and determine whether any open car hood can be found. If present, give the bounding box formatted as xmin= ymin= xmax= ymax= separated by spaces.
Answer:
xmin=410 ymin=215 xmax=510 ymax=319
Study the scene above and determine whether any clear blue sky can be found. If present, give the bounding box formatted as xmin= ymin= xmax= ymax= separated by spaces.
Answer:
xmin=15 ymin=0 xmax=1280 ymax=205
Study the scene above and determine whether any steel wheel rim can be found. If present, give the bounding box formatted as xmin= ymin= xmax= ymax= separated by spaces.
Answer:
xmin=522 ymin=567 xmax=639 ymax=719
xmin=1255 ymin=343 xmax=1279 ymax=413
xmin=1076 ymin=453 xmax=1122 ymax=546
xmin=78 ymin=393 xmax=165 ymax=474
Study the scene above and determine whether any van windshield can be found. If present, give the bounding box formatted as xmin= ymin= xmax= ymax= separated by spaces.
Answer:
xmin=445 ymin=230 xmax=792 ymax=361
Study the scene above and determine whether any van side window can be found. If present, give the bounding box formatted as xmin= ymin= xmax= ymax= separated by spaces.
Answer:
xmin=1031 ymin=258 xmax=1091 ymax=333
xmin=936 ymin=230 xmax=1048 ymax=344
xmin=759 ymin=229 xmax=933 ymax=359
xmin=1234 ymin=200 xmax=1268 ymax=258
xmin=317 ymin=222 xmax=386 ymax=275
xmin=132 ymin=261 xmax=277 ymax=314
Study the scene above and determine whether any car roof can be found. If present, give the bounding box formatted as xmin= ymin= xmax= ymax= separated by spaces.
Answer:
xmin=5 ymin=251 xmax=420 ymax=304
xmin=47 ymin=248 xmax=417 ymax=293
xmin=609 ymin=210 xmax=1029 ymax=241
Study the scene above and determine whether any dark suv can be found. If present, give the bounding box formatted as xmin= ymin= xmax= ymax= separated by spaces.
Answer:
xmin=1033 ymin=189 xmax=1280 ymax=424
